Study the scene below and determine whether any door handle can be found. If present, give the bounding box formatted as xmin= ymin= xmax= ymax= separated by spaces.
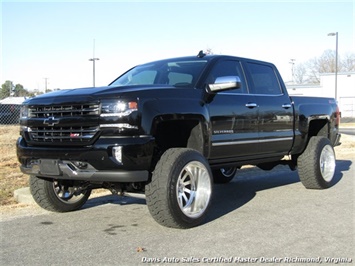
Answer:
xmin=282 ymin=104 xmax=292 ymax=109
xmin=245 ymin=103 xmax=258 ymax=108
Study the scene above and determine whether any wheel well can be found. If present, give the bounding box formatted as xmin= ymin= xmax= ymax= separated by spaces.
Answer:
xmin=292 ymin=119 xmax=329 ymax=165
xmin=308 ymin=119 xmax=329 ymax=139
xmin=154 ymin=119 xmax=205 ymax=157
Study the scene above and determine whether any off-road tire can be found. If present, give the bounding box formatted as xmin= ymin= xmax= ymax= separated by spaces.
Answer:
xmin=30 ymin=176 xmax=91 ymax=212
xmin=297 ymin=136 xmax=336 ymax=189
xmin=145 ymin=148 xmax=213 ymax=228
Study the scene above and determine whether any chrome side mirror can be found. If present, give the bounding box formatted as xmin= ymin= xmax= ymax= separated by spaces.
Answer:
xmin=207 ymin=76 xmax=242 ymax=93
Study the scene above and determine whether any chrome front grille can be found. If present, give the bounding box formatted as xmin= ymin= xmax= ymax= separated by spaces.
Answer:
xmin=29 ymin=103 xmax=100 ymax=118
xmin=29 ymin=126 xmax=99 ymax=143
xmin=26 ymin=103 xmax=100 ymax=145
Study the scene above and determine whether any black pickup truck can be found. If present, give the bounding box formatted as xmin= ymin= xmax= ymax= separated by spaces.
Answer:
xmin=17 ymin=53 xmax=341 ymax=228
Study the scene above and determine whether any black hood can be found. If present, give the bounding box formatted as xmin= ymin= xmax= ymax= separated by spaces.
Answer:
xmin=23 ymin=85 xmax=175 ymax=105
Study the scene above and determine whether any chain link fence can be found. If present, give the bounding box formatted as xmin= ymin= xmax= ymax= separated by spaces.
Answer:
xmin=0 ymin=104 xmax=21 ymax=125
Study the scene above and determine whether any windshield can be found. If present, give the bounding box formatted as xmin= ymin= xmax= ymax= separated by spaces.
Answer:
xmin=109 ymin=58 xmax=208 ymax=87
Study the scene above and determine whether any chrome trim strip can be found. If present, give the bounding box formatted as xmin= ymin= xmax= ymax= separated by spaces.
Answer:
xmin=212 ymin=137 xmax=293 ymax=147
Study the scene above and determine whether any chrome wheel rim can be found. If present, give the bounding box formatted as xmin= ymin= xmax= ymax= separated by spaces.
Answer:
xmin=220 ymin=167 xmax=236 ymax=178
xmin=53 ymin=181 xmax=87 ymax=203
xmin=320 ymin=145 xmax=336 ymax=182
xmin=176 ymin=161 xmax=212 ymax=218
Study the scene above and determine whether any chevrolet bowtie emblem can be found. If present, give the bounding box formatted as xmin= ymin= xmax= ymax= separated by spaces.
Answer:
xmin=43 ymin=116 xmax=60 ymax=126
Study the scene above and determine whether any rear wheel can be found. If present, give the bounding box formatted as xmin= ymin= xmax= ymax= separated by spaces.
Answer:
xmin=30 ymin=176 xmax=91 ymax=212
xmin=145 ymin=148 xmax=213 ymax=228
xmin=213 ymin=167 xmax=237 ymax=184
xmin=297 ymin=136 xmax=336 ymax=189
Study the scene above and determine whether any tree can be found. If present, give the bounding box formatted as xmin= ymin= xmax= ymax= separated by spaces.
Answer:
xmin=205 ymin=47 xmax=214 ymax=55
xmin=1 ymin=80 xmax=31 ymax=99
xmin=0 ymin=80 xmax=13 ymax=99
xmin=341 ymin=53 xmax=355 ymax=71
xmin=294 ymin=50 xmax=355 ymax=84
xmin=307 ymin=50 xmax=337 ymax=83
xmin=14 ymin=84 xmax=29 ymax=97
xmin=293 ymin=63 xmax=307 ymax=84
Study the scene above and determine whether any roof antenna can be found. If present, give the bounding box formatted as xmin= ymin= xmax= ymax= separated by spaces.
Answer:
xmin=197 ymin=50 xmax=206 ymax=58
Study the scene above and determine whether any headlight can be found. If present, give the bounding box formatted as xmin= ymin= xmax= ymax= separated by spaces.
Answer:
xmin=100 ymin=99 xmax=137 ymax=117
xmin=20 ymin=105 xmax=29 ymax=119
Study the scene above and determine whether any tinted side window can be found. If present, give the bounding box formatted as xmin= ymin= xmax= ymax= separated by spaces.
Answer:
xmin=247 ymin=63 xmax=282 ymax=95
xmin=207 ymin=60 xmax=247 ymax=93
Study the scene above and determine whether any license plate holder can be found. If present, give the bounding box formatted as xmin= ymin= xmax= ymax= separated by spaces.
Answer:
xmin=39 ymin=159 xmax=61 ymax=176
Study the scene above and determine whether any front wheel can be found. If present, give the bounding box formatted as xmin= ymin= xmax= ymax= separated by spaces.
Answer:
xmin=30 ymin=176 xmax=91 ymax=212
xmin=145 ymin=148 xmax=213 ymax=228
xmin=297 ymin=136 xmax=336 ymax=189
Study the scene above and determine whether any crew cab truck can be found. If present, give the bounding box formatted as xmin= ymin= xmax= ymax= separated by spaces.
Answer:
xmin=17 ymin=53 xmax=341 ymax=228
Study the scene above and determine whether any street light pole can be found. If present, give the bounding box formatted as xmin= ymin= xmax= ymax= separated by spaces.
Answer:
xmin=89 ymin=39 xmax=99 ymax=87
xmin=89 ymin=58 xmax=99 ymax=87
xmin=289 ymin=59 xmax=296 ymax=84
xmin=327 ymin=32 xmax=338 ymax=101
xmin=43 ymin=77 xmax=49 ymax=93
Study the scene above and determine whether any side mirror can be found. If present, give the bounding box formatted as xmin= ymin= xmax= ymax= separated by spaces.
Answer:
xmin=207 ymin=76 xmax=242 ymax=93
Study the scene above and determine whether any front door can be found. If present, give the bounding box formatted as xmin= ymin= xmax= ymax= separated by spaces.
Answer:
xmin=207 ymin=59 xmax=259 ymax=159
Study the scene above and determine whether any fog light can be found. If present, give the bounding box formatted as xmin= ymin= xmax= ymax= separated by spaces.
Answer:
xmin=112 ymin=146 xmax=123 ymax=165
xmin=73 ymin=161 xmax=88 ymax=169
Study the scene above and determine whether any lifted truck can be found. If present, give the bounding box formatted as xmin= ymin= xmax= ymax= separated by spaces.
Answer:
xmin=17 ymin=52 xmax=341 ymax=228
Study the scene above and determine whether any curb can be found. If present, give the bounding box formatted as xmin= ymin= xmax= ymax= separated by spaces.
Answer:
xmin=14 ymin=187 xmax=35 ymax=204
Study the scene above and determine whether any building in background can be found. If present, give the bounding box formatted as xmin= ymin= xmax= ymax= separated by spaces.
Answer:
xmin=0 ymin=97 xmax=26 ymax=105
xmin=0 ymin=97 xmax=26 ymax=124
xmin=286 ymin=72 xmax=355 ymax=118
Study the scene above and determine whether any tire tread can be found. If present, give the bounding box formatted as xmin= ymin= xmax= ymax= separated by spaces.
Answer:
xmin=145 ymin=148 xmax=212 ymax=228
xmin=30 ymin=175 xmax=90 ymax=212
xmin=297 ymin=137 xmax=334 ymax=189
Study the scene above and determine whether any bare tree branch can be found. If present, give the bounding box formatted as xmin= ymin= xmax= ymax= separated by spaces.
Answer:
xmin=295 ymin=50 xmax=355 ymax=84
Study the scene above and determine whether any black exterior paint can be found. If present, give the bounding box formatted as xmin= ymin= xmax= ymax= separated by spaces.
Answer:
xmin=17 ymin=55 xmax=341 ymax=182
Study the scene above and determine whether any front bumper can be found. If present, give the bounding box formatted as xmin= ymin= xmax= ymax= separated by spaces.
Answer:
xmin=17 ymin=135 xmax=155 ymax=182
xmin=20 ymin=159 xmax=149 ymax=182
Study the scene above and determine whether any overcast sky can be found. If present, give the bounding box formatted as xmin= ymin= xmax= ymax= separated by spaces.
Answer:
xmin=1 ymin=0 xmax=354 ymax=91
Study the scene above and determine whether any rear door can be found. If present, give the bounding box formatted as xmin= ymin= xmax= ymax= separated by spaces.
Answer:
xmin=207 ymin=59 xmax=259 ymax=159
xmin=244 ymin=61 xmax=294 ymax=155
